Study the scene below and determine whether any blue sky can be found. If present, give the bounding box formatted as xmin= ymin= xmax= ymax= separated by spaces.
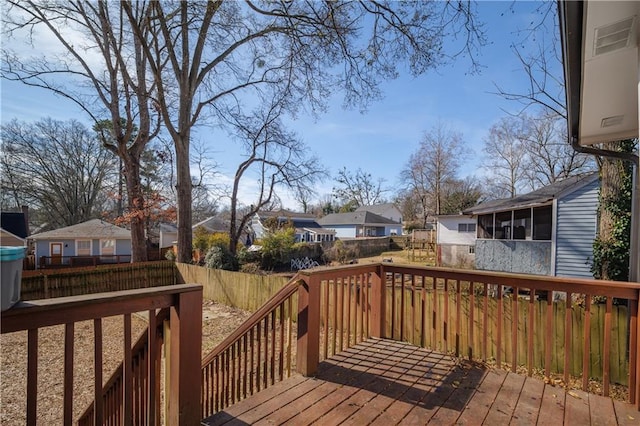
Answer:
xmin=0 ymin=1 xmax=557 ymax=209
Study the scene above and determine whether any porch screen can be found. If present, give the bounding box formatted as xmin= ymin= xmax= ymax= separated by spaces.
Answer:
xmin=533 ymin=206 xmax=552 ymax=240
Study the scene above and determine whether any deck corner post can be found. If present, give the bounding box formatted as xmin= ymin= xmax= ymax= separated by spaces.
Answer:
xmin=168 ymin=285 xmax=203 ymax=425
xmin=296 ymin=275 xmax=321 ymax=376
xmin=370 ymin=264 xmax=386 ymax=339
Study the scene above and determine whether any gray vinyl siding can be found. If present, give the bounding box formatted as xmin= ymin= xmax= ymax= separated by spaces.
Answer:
xmin=555 ymin=179 xmax=599 ymax=278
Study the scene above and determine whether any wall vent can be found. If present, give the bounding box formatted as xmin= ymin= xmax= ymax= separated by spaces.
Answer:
xmin=594 ymin=17 xmax=635 ymax=56
xmin=601 ymin=115 xmax=624 ymax=128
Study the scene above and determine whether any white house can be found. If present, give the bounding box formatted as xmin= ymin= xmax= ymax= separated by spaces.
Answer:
xmin=318 ymin=211 xmax=402 ymax=238
xmin=435 ymin=214 xmax=476 ymax=267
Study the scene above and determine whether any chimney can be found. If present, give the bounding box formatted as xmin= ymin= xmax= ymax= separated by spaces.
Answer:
xmin=21 ymin=205 xmax=29 ymax=237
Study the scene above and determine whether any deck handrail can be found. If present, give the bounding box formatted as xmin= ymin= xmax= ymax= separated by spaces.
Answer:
xmin=295 ymin=263 xmax=640 ymax=409
xmin=200 ymin=274 xmax=302 ymax=417
xmin=76 ymin=308 xmax=171 ymax=426
xmin=1 ymin=283 xmax=203 ymax=426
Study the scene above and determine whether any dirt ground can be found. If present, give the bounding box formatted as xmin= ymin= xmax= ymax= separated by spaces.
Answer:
xmin=0 ymin=301 xmax=251 ymax=425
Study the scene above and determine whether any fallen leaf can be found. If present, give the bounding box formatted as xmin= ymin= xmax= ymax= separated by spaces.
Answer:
xmin=567 ymin=391 xmax=581 ymax=399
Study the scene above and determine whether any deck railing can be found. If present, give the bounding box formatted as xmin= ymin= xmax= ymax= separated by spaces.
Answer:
xmin=0 ymin=283 xmax=203 ymax=425
xmin=200 ymin=277 xmax=300 ymax=418
xmin=294 ymin=263 xmax=640 ymax=408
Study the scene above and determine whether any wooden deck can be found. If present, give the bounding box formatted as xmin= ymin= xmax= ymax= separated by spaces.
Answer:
xmin=202 ymin=338 xmax=638 ymax=425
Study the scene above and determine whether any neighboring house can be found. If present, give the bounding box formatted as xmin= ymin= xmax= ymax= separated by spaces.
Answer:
xmin=29 ymin=219 xmax=132 ymax=269
xmin=463 ymin=173 xmax=599 ymax=278
xmin=252 ymin=210 xmax=335 ymax=243
xmin=0 ymin=208 xmax=29 ymax=247
xmin=436 ymin=214 xmax=476 ymax=267
xmin=318 ymin=211 xmax=402 ymax=238
xmin=159 ymin=223 xmax=178 ymax=249
xmin=355 ymin=203 xmax=403 ymax=225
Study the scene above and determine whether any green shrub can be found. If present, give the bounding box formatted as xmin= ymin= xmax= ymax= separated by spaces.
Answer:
xmin=204 ymin=245 xmax=238 ymax=271
xmin=260 ymin=228 xmax=295 ymax=269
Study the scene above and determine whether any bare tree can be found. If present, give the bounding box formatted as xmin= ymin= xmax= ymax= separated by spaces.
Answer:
xmin=332 ymin=167 xmax=387 ymax=209
xmin=401 ymin=121 xmax=466 ymax=225
xmin=522 ymin=110 xmax=596 ymax=190
xmin=1 ymin=118 xmax=115 ymax=228
xmin=222 ymin=100 xmax=326 ymax=255
xmin=4 ymin=1 xmax=485 ymax=263
xmin=482 ymin=115 xmax=530 ymax=198
xmin=121 ymin=0 xmax=485 ymax=262
xmin=3 ymin=1 xmax=161 ymax=261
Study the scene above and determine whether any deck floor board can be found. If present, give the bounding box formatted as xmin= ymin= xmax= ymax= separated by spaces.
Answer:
xmin=201 ymin=338 xmax=637 ymax=426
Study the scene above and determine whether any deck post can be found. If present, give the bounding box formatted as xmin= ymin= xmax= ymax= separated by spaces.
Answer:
xmin=168 ymin=285 xmax=203 ymax=425
xmin=370 ymin=264 xmax=386 ymax=339
xmin=297 ymin=275 xmax=321 ymax=376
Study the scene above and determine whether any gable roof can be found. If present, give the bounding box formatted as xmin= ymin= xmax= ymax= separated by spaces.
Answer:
xmin=355 ymin=203 xmax=400 ymax=217
xmin=256 ymin=209 xmax=317 ymax=221
xmin=0 ymin=212 xmax=28 ymax=239
xmin=318 ymin=211 xmax=401 ymax=226
xmin=463 ymin=173 xmax=599 ymax=215
xmin=29 ymin=219 xmax=131 ymax=240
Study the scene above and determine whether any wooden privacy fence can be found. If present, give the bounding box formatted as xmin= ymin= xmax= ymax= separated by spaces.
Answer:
xmin=175 ymin=263 xmax=290 ymax=311
xmin=20 ymin=261 xmax=177 ymax=300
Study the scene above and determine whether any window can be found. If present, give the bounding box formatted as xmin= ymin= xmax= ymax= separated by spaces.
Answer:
xmin=513 ymin=208 xmax=531 ymax=240
xmin=495 ymin=211 xmax=512 ymax=240
xmin=477 ymin=214 xmax=494 ymax=239
xmin=77 ymin=240 xmax=91 ymax=256
xmin=458 ymin=223 xmax=476 ymax=233
xmin=533 ymin=205 xmax=552 ymax=240
xmin=101 ymin=239 xmax=115 ymax=255
xmin=468 ymin=245 xmax=475 ymax=254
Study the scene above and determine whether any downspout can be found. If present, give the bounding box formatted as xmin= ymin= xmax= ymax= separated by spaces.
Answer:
xmin=570 ymin=136 xmax=640 ymax=283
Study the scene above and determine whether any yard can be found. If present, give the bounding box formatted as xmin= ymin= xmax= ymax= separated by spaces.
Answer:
xmin=0 ymin=300 xmax=251 ymax=425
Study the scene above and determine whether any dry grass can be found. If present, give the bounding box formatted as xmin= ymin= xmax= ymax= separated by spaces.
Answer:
xmin=0 ymin=301 xmax=251 ymax=425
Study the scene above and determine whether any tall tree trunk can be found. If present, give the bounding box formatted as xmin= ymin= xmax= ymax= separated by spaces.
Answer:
xmin=175 ymin=135 xmax=193 ymax=263
xmin=123 ymin=155 xmax=148 ymax=262
xmin=596 ymin=141 xmax=624 ymax=280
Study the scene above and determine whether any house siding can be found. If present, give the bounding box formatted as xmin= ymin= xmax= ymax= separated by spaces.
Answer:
xmin=328 ymin=226 xmax=357 ymax=239
xmin=554 ymin=179 xmax=599 ymax=278
xmin=437 ymin=217 xmax=476 ymax=245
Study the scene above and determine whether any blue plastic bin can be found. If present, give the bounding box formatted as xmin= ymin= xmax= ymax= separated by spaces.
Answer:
xmin=1 ymin=246 xmax=26 ymax=311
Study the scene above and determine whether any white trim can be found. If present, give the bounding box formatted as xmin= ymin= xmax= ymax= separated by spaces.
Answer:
xmin=550 ymin=199 xmax=558 ymax=276
xmin=100 ymin=239 xmax=116 ymax=255
xmin=75 ymin=239 xmax=92 ymax=256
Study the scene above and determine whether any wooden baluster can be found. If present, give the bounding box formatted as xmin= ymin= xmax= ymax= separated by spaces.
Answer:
xmin=391 ymin=272 xmax=396 ymax=339
xmin=603 ymin=296 xmax=612 ymax=396
xmin=94 ymin=319 xmax=104 ymax=426
xmin=456 ymin=280 xmax=462 ymax=357
xmin=279 ymin=303 xmax=285 ymax=381
xmin=545 ymin=292 xmax=553 ymax=378
xmin=270 ymin=311 xmax=276 ymax=385
xmin=497 ymin=285 xmax=503 ymax=369
xmin=346 ymin=276 xmax=352 ymax=348
xmin=629 ymin=298 xmax=638 ymax=405
xmin=512 ymin=286 xmax=518 ymax=373
xmin=443 ymin=278 xmax=449 ymax=352
xmin=411 ymin=275 xmax=416 ymax=345
xmin=370 ymin=265 xmax=386 ymax=339
xmin=148 ymin=310 xmax=157 ymax=426
xmin=469 ymin=282 xmax=474 ymax=360
xmin=123 ymin=315 xmax=132 ymax=426
xmin=582 ymin=295 xmax=592 ymax=392
xmin=400 ymin=273 xmax=405 ymax=342
xmin=64 ymin=323 xmax=74 ymax=426
xmin=27 ymin=329 xmax=38 ymax=426
xmin=564 ymin=292 xmax=572 ymax=385
xmin=287 ymin=297 xmax=293 ymax=377
xmin=256 ymin=322 xmax=261 ymax=392
xmin=323 ymin=279 xmax=329 ymax=360
xmin=528 ymin=290 xmax=535 ymax=376
xmin=483 ymin=282 xmax=488 ymax=362
xmin=332 ymin=279 xmax=338 ymax=355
